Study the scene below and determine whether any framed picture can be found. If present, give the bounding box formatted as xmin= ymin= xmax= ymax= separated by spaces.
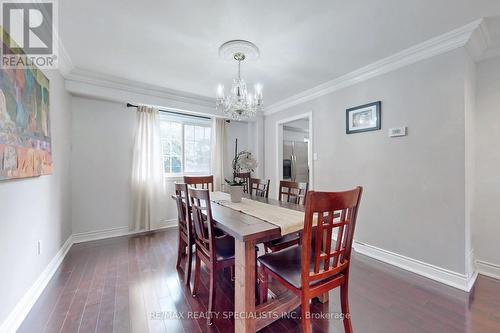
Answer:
xmin=346 ymin=101 xmax=381 ymax=134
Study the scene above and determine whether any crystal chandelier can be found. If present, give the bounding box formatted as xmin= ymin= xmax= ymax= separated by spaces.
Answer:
xmin=216 ymin=40 xmax=263 ymax=120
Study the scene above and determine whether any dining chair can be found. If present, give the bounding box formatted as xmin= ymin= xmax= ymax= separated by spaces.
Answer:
xmin=184 ymin=175 xmax=214 ymax=191
xmin=189 ymin=187 xmax=235 ymax=325
xmin=279 ymin=180 xmax=309 ymax=205
xmin=249 ymin=178 xmax=270 ymax=198
xmin=174 ymin=183 xmax=193 ymax=286
xmin=263 ymin=181 xmax=309 ymax=253
xmin=258 ymin=187 xmax=363 ymax=333
xmin=234 ymin=172 xmax=251 ymax=193
xmin=184 ymin=175 xmax=226 ymax=238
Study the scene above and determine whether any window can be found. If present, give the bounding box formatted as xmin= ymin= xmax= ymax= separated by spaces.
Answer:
xmin=159 ymin=113 xmax=212 ymax=176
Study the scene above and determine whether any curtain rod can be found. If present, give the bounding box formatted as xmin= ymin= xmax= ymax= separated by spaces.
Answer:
xmin=126 ymin=103 xmax=213 ymax=120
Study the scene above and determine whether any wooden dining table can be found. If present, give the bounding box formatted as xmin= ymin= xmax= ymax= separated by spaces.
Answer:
xmin=173 ymin=192 xmax=324 ymax=332
xmin=211 ymin=193 xmax=305 ymax=332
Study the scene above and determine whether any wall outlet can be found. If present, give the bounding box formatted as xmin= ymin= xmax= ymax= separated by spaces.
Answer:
xmin=388 ymin=127 xmax=407 ymax=137
xmin=37 ymin=240 xmax=42 ymax=255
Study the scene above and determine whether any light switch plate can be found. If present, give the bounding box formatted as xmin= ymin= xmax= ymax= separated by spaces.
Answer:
xmin=313 ymin=153 xmax=318 ymax=160
xmin=389 ymin=127 xmax=407 ymax=137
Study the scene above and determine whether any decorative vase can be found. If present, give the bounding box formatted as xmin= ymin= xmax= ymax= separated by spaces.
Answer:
xmin=229 ymin=185 xmax=243 ymax=203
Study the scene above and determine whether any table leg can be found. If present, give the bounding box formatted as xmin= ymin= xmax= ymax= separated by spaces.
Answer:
xmin=235 ymin=239 xmax=256 ymax=333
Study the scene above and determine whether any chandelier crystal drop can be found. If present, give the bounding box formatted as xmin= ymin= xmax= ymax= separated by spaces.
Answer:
xmin=216 ymin=41 xmax=263 ymax=120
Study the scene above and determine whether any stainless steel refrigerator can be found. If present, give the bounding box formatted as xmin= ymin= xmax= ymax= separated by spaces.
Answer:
xmin=283 ymin=140 xmax=309 ymax=183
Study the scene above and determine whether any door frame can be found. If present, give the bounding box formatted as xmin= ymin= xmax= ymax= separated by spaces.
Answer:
xmin=275 ymin=111 xmax=313 ymax=195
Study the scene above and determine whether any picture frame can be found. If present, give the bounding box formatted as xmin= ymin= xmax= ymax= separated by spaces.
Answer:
xmin=346 ymin=101 xmax=381 ymax=134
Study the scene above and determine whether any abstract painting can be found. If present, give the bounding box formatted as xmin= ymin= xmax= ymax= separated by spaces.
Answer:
xmin=0 ymin=33 xmax=51 ymax=181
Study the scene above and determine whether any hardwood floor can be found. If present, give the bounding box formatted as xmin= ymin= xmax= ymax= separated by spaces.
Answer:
xmin=18 ymin=229 xmax=500 ymax=333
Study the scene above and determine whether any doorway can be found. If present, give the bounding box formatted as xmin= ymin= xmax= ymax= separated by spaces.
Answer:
xmin=276 ymin=112 xmax=313 ymax=193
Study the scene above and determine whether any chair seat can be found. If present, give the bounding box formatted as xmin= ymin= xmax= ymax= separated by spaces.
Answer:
xmin=265 ymin=233 xmax=300 ymax=247
xmin=215 ymin=235 xmax=235 ymax=261
xmin=258 ymin=245 xmax=343 ymax=289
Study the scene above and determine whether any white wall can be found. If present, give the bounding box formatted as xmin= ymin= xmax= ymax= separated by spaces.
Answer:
xmin=0 ymin=70 xmax=72 ymax=327
xmin=473 ymin=55 xmax=500 ymax=273
xmin=264 ymin=48 xmax=471 ymax=274
xmin=70 ymin=97 xmax=256 ymax=235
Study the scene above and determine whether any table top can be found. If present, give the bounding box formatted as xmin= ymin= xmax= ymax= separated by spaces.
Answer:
xmin=172 ymin=193 xmax=305 ymax=243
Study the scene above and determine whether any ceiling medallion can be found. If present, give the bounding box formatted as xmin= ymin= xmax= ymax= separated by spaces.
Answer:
xmin=216 ymin=40 xmax=263 ymax=120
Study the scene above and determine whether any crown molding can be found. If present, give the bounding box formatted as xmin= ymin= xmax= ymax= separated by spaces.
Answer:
xmin=465 ymin=19 xmax=492 ymax=61
xmin=65 ymin=67 xmax=215 ymax=109
xmin=265 ymin=19 xmax=484 ymax=116
xmin=474 ymin=16 xmax=500 ymax=62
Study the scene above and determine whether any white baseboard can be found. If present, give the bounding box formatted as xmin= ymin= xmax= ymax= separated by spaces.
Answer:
xmin=353 ymin=241 xmax=477 ymax=292
xmin=72 ymin=226 xmax=133 ymax=243
xmin=467 ymin=270 xmax=479 ymax=291
xmin=72 ymin=219 xmax=178 ymax=244
xmin=464 ymin=249 xmax=479 ymax=291
xmin=0 ymin=220 xmax=178 ymax=333
xmin=476 ymin=260 xmax=500 ymax=280
xmin=0 ymin=235 xmax=73 ymax=333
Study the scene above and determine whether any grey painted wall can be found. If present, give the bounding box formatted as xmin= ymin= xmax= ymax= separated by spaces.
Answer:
xmin=71 ymin=97 xmax=137 ymax=234
xmin=0 ymin=70 xmax=72 ymax=325
xmin=264 ymin=49 xmax=470 ymax=274
xmin=473 ymin=56 xmax=500 ymax=269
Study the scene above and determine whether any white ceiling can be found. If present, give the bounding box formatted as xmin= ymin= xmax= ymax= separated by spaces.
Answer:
xmin=60 ymin=0 xmax=500 ymax=106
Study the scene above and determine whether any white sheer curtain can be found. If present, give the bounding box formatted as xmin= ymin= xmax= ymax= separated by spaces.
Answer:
xmin=211 ymin=118 xmax=227 ymax=191
xmin=131 ymin=105 xmax=163 ymax=231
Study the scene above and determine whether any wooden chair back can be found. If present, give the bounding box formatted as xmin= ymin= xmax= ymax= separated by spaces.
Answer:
xmin=279 ymin=180 xmax=309 ymax=205
xmin=184 ymin=175 xmax=214 ymax=192
xmin=234 ymin=172 xmax=251 ymax=193
xmin=174 ymin=183 xmax=190 ymax=237
xmin=188 ymin=188 xmax=216 ymax=261
xmin=249 ymin=178 xmax=270 ymax=198
xmin=301 ymin=187 xmax=363 ymax=288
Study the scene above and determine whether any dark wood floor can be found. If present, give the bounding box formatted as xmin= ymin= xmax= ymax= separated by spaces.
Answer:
xmin=18 ymin=229 xmax=500 ymax=333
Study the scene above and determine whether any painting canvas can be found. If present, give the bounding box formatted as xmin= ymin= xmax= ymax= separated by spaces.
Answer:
xmin=0 ymin=33 xmax=52 ymax=181
xmin=346 ymin=101 xmax=381 ymax=134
